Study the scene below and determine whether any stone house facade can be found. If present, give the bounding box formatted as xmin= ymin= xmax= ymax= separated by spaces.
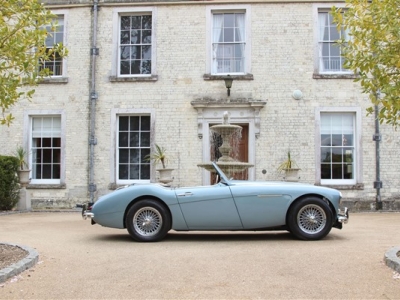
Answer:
xmin=1 ymin=0 xmax=399 ymax=210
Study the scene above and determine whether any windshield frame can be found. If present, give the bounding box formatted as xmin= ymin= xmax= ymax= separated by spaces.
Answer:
xmin=212 ymin=162 xmax=231 ymax=186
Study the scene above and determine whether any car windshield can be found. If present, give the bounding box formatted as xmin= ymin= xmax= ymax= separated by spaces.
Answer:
xmin=212 ymin=162 xmax=230 ymax=185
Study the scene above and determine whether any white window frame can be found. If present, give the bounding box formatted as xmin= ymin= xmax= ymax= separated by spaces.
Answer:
xmin=111 ymin=7 xmax=157 ymax=78
xmin=110 ymin=109 xmax=155 ymax=185
xmin=24 ymin=110 xmax=66 ymax=185
xmin=206 ymin=5 xmax=251 ymax=75
xmin=45 ymin=10 xmax=68 ymax=78
xmin=315 ymin=107 xmax=362 ymax=185
xmin=313 ymin=4 xmax=351 ymax=75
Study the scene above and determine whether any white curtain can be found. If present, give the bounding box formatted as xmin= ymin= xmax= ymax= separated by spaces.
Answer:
xmin=321 ymin=113 xmax=353 ymax=135
xmin=235 ymin=13 xmax=245 ymax=73
xmin=212 ymin=14 xmax=224 ymax=74
xmin=318 ymin=13 xmax=328 ymax=72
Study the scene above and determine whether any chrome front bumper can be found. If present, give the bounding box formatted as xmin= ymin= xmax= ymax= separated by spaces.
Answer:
xmin=337 ymin=207 xmax=349 ymax=224
xmin=77 ymin=203 xmax=95 ymax=222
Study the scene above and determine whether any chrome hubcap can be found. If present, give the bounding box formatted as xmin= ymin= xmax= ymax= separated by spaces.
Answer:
xmin=297 ymin=204 xmax=326 ymax=234
xmin=133 ymin=207 xmax=162 ymax=236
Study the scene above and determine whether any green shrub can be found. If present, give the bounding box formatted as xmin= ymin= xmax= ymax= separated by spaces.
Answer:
xmin=0 ymin=156 xmax=19 ymax=210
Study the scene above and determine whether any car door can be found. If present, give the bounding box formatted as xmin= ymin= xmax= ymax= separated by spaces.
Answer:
xmin=175 ymin=184 xmax=243 ymax=230
xmin=230 ymin=184 xmax=292 ymax=229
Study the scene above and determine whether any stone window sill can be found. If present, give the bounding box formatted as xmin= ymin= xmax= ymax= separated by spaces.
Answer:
xmin=315 ymin=183 xmax=364 ymax=190
xmin=109 ymin=75 xmax=158 ymax=82
xmin=313 ymin=73 xmax=357 ymax=80
xmin=203 ymin=73 xmax=254 ymax=80
xmin=39 ymin=77 xmax=68 ymax=84
xmin=26 ymin=184 xmax=66 ymax=189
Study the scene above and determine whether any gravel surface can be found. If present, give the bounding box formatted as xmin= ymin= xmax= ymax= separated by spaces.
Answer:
xmin=1 ymin=212 xmax=400 ymax=299
xmin=0 ymin=244 xmax=28 ymax=270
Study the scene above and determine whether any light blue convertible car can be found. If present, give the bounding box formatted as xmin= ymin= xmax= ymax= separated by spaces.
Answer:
xmin=82 ymin=162 xmax=348 ymax=242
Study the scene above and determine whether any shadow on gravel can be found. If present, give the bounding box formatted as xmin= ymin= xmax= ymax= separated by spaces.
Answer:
xmin=90 ymin=230 xmax=346 ymax=243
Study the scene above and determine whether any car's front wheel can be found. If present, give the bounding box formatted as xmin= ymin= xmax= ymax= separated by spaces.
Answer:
xmin=125 ymin=199 xmax=171 ymax=242
xmin=287 ymin=197 xmax=333 ymax=240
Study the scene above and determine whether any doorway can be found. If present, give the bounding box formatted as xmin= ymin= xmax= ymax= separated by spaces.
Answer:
xmin=210 ymin=124 xmax=249 ymax=181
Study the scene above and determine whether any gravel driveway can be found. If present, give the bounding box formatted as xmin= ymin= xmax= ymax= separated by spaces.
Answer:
xmin=0 ymin=211 xmax=399 ymax=299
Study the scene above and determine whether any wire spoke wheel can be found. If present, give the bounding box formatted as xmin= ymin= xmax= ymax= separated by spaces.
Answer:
xmin=297 ymin=204 xmax=327 ymax=234
xmin=133 ymin=207 xmax=163 ymax=237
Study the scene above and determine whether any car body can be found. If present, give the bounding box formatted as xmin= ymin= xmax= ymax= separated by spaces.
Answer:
xmin=82 ymin=162 xmax=348 ymax=242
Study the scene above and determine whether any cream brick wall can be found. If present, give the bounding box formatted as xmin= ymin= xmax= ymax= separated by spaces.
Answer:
xmin=1 ymin=1 xmax=399 ymax=209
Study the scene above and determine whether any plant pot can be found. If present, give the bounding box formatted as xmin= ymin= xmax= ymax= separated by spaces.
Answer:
xmin=157 ymin=168 xmax=174 ymax=184
xmin=17 ymin=169 xmax=31 ymax=187
xmin=284 ymin=168 xmax=300 ymax=182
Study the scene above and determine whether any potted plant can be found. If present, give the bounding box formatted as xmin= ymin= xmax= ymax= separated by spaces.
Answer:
xmin=277 ymin=150 xmax=300 ymax=182
xmin=145 ymin=144 xmax=174 ymax=184
xmin=15 ymin=146 xmax=31 ymax=186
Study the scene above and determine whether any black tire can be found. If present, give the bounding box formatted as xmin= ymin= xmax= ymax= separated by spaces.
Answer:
xmin=287 ymin=197 xmax=333 ymax=241
xmin=125 ymin=199 xmax=171 ymax=242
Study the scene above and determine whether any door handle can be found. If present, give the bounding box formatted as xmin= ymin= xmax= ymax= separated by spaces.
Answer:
xmin=177 ymin=192 xmax=193 ymax=197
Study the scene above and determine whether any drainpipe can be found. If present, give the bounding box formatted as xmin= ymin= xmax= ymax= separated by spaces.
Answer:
xmin=373 ymin=98 xmax=382 ymax=210
xmin=89 ymin=0 xmax=99 ymax=203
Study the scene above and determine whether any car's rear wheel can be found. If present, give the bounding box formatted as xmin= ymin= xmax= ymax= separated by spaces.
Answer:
xmin=287 ymin=197 xmax=333 ymax=240
xmin=125 ymin=199 xmax=171 ymax=242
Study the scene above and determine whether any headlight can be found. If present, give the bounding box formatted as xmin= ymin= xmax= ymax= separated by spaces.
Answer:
xmin=339 ymin=192 xmax=343 ymax=204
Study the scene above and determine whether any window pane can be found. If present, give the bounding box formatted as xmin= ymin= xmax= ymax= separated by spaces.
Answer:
xmin=131 ymin=60 xmax=141 ymax=74
xmin=318 ymin=11 xmax=347 ymax=72
xmin=42 ymin=149 xmax=52 ymax=163
xmin=142 ymin=60 xmax=151 ymax=74
xmin=331 ymin=164 xmax=343 ymax=179
xmin=41 ymin=16 xmax=64 ymax=76
xmin=142 ymin=46 xmax=151 ymax=59
xmin=224 ymin=14 xmax=234 ymax=27
xmin=142 ymin=15 xmax=152 ymax=29
xmin=223 ymin=28 xmax=234 ymax=42
xmin=118 ymin=115 xmax=151 ymax=181
xmin=142 ymin=30 xmax=151 ymax=43
xmin=321 ymin=164 xmax=331 ymax=179
xmin=53 ymin=149 xmax=61 ymax=163
xmin=130 ymin=46 xmax=139 ymax=59
xmin=329 ymin=26 xmax=340 ymax=40
xmin=130 ymin=164 xmax=139 ymax=179
xmin=119 ymin=116 xmax=129 ymax=130
xmin=331 ymin=148 xmax=343 ymax=163
xmin=121 ymin=16 xmax=130 ymax=30
xmin=53 ymin=164 xmax=60 ymax=179
xmin=120 ymin=31 xmax=130 ymax=44
xmin=42 ymin=164 xmax=52 ymax=179
xmin=31 ymin=116 xmax=61 ymax=180
xmin=320 ymin=112 xmax=355 ymax=181
xmin=141 ymin=116 xmax=150 ymax=130
xmin=119 ymin=132 xmax=129 ymax=147
xmin=130 ymin=116 xmax=139 ymax=130
xmin=119 ymin=14 xmax=152 ymax=76
xmin=141 ymin=148 xmax=150 ymax=163
xmin=130 ymin=149 xmax=139 ymax=163
xmin=130 ymin=132 xmax=139 ymax=147
xmin=141 ymin=132 xmax=150 ymax=147
xmin=119 ymin=164 xmax=128 ymax=179
xmin=131 ymin=16 xmax=141 ymax=28
xmin=120 ymin=46 xmax=130 ymax=60
xmin=321 ymin=149 xmax=331 ymax=163
xmin=212 ymin=12 xmax=245 ymax=74
xmin=131 ymin=30 xmax=140 ymax=44
xmin=141 ymin=164 xmax=150 ymax=179
xmin=119 ymin=149 xmax=129 ymax=163
xmin=120 ymin=61 xmax=130 ymax=74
